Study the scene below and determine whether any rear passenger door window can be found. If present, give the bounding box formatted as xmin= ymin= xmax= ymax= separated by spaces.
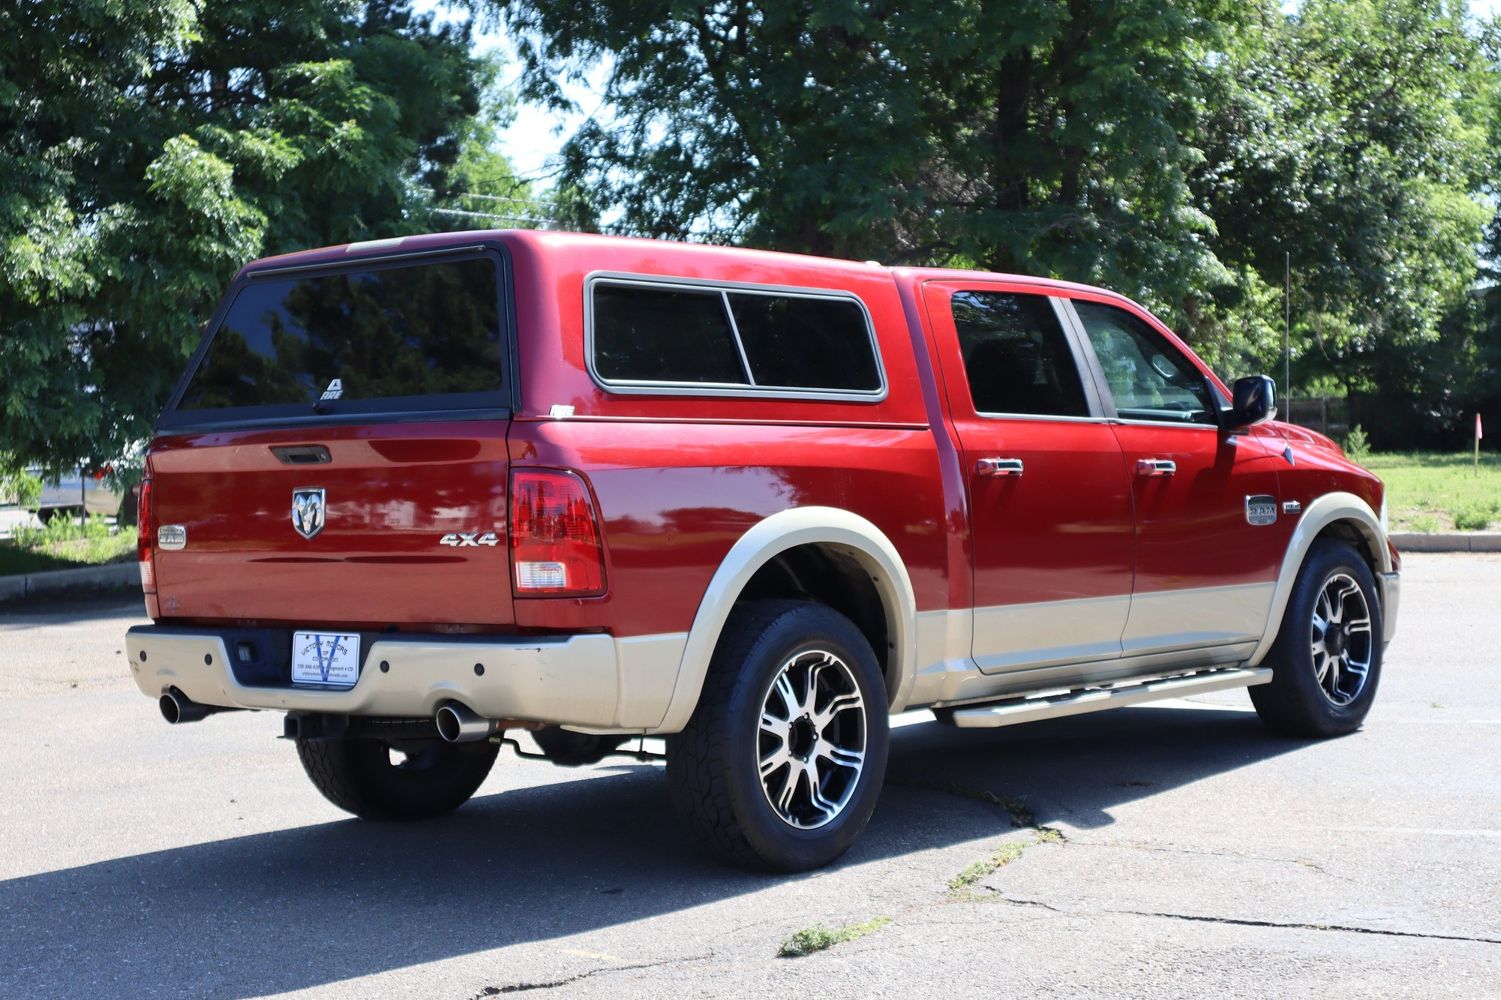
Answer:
xmin=1071 ymin=300 xmax=1217 ymax=425
xmin=588 ymin=277 xmax=883 ymax=396
xmin=951 ymin=292 xmax=1090 ymax=418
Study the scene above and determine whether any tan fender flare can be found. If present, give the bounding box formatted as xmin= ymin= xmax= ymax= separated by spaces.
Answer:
xmin=652 ymin=506 xmax=919 ymax=734
xmin=1248 ymin=491 xmax=1393 ymax=667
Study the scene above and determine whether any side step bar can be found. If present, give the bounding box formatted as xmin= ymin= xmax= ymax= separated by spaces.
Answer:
xmin=945 ymin=667 xmax=1272 ymax=729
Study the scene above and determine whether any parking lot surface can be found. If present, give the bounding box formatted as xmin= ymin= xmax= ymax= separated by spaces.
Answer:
xmin=1 ymin=553 xmax=1497 ymax=999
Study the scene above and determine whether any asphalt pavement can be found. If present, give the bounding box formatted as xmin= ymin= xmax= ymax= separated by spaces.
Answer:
xmin=0 ymin=554 xmax=1497 ymax=999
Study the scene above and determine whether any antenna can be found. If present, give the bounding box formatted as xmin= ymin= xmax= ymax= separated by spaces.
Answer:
xmin=1284 ymin=251 xmax=1292 ymax=410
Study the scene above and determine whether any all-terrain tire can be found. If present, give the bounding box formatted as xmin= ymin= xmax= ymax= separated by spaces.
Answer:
xmin=1250 ymin=539 xmax=1384 ymax=738
xmin=666 ymin=600 xmax=889 ymax=872
xmin=296 ymin=736 xmax=499 ymax=820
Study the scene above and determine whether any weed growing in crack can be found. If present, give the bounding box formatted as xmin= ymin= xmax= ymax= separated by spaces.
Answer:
xmin=948 ymin=841 xmax=1026 ymax=897
xmin=777 ymin=916 xmax=892 ymax=958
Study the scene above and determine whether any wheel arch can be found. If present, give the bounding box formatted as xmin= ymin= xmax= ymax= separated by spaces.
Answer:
xmin=653 ymin=507 xmax=919 ymax=733
xmin=1247 ymin=491 xmax=1391 ymax=667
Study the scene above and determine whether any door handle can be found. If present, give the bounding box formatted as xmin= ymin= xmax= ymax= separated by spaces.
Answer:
xmin=1136 ymin=458 xmax=1177 ymax=477
xmin=976 ymin=457 xmax=1025 ymax=477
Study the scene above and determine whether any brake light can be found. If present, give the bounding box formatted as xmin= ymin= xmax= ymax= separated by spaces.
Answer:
xmin=137 ymin=471 xmax=155 ymax=590
xmin=509 ymin=469 xmax=606 ymax=596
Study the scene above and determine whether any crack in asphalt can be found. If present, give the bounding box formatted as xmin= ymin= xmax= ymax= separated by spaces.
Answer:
xmin=470 ymin=954 xmax=713 ymax=995
xmin=987 ymin=895 xmax=1501 ymax=946
xmin=1069 ymin=838 xmax=1354 ymax=882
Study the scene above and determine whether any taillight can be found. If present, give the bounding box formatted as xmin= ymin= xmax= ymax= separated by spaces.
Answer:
xmin=509 ymin=469 xmax=606 ymax=597
xmin=137 ymin=471 xmax=155 ymax=590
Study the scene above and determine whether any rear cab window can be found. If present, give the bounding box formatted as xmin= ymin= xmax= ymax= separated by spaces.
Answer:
xmin=164 ymin=252 xmax=508 ymax=427
xmin=587 ymin=275 xmax=884 ymax=398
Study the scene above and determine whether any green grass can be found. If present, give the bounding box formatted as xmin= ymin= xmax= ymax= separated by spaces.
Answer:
xmin=0 ymin=515 xmax=135 ymax=576
xmin=1361 ymin=452 xmax=1501 ymax=532
xmin=777 ymin=916 xmax=892 ymax=958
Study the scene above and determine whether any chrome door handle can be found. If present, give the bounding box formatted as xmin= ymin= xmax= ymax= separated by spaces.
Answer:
xmin=976 ymin=457 xmax=1025 ymax=477
xmin=1136 ymin=459 xmax=1177 ymax=477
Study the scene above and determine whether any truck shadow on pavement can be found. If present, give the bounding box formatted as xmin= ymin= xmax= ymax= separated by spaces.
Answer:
xmin=0 ymin=705 xmax=1308 ymax=997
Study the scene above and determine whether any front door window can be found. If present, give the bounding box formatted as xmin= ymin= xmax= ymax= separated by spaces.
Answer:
xmin=1072 ymin=300 xmax=1217 ymax=425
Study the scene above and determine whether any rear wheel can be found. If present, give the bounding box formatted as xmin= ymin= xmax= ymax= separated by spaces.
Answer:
xmin=666 ymin=600 xmax=889 ymax=872
xmin=296 ymin=736 xmax=499 ymax=820
xmin=1251 ymin=540 xmax=1383 ymax=738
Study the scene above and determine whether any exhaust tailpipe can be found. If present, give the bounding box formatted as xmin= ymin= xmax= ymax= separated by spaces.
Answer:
xmin=159 ymin=688 xmax=235 ymax=724
xmin=435 ymin=701 xmax=500 ymax=743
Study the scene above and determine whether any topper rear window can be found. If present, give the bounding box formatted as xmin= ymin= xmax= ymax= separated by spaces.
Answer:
xmin=171 ymin=254 xmax=505 ymax=419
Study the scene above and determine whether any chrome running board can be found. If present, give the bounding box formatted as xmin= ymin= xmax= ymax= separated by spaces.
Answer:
xmin=945 ymin=667 xmax=1272 ymax=729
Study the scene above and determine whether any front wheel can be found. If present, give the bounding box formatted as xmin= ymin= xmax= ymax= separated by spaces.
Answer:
xmin=666 ymin=600 xmax=889 ymax=872
xmin=1251 ymin=540 xmax=1383 ymax=738
xmin=296 ymin=736 xmax=499 ymax=820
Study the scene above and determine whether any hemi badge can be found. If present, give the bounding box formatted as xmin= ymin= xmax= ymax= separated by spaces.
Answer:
xmin=157 ymin=524 xmax=187 ymax=550
xmin=1283 ymin=500 xmax=1303 ymax=515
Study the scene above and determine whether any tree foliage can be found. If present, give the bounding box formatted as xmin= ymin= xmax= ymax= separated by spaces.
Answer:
xmin=1 ymin=0 xmax=488 ymax=473
xmin=500 ymin=0 xmax=1244 ymax=303
xmin=494 ymin=0 xmax=1500 ymax=440
xmin=1195 ymin=1 xmax=1495 ymax=399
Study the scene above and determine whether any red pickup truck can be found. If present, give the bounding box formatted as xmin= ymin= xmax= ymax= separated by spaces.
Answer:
xmin=126 ymin=230 xmax=1400 ymax=871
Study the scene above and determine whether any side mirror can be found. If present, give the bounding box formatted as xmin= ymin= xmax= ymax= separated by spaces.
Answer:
xmin=1227 ymin=375 xmax=1277 ymax=429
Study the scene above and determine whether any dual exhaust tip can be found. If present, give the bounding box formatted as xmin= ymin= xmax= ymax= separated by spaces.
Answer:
xmin=161 ymin=689 xmax=500 ymax=744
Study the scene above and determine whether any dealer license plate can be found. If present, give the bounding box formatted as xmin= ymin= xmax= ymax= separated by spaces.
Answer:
xmin=291 ymin=631 xmax=361 ymax=688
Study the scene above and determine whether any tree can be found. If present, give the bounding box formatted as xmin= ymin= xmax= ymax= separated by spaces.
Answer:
xmin=1 ymin=1 xmax=488 ymax=474
xmin=496 ymin=0 xmax=1250 ymax=312
xmin=494 ymin=0 xmax=1499 ymax=425
xmin=1190 ymin=0 xmax=1496 ymax=414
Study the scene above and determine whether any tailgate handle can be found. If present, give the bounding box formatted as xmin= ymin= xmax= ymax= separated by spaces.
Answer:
xmin=271 ymin=445 xmax=331 ymax=465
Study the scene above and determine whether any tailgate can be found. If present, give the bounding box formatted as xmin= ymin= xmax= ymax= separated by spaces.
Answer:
xmin=148 ymin=422 xmax=513 ymax=627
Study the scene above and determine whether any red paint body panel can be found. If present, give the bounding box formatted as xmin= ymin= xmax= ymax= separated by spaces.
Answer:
xmin=918 ymin=280 xmax=1135 ymax=612
xmin=507 ymin=418 xmax=948 ymax=635
xmin=1106 ymin=423 xmax=1290 ymax=592
xmin=148 ymin=422 xmax=512 ymax=629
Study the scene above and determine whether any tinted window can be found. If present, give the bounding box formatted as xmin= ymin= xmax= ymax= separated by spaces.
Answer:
xmin=592 ymin=284 xmax=748 ymax=384
xmin=1073 ymin=301 xmax=1216 ymax=425
xmin=179 ymin=257 xmax=503 ymax=410
xmin=951 ymin=292 xmax=1089 ymax=417
xmin=590 ymin=281 xmax=881 ymax=393
xmin=728 ymin=293 xmax=879 ymax=391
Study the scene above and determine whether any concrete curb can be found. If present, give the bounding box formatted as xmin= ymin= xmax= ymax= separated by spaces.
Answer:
xmin=0 ymin=562 xmax=139 ymax=603
xmin=1390 ymin=532 xmax=1501 ymax=553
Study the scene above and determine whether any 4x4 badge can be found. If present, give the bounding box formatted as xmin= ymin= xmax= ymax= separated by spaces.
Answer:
xmin=292 ymin=488 xmax=326 ymax=539
xmin=440 ymin=531 xmax=499 ymax=547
